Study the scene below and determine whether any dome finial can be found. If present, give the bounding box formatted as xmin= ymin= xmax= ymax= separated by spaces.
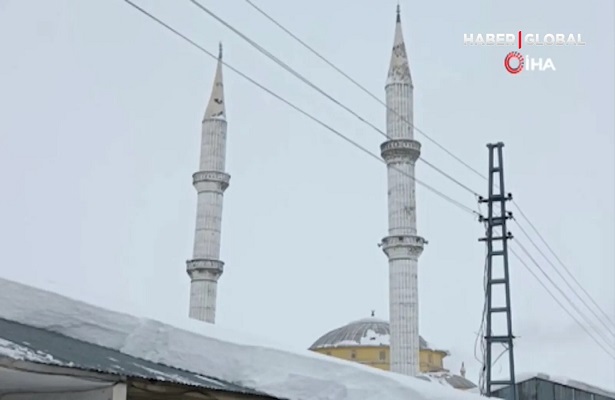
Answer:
xmin=396 ymin=2 xmax=401 ymax=23
xmin=218 ymin=41 xmax=223 ymax=60
xmin=371 ymin=310 xmax=375 ymax=317
xmin=460 ymin=362 xmax=466 ymax=377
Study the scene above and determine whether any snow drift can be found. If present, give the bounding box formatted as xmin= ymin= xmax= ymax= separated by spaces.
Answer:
xmin=0 ymin=278 xmax=484 ymax=400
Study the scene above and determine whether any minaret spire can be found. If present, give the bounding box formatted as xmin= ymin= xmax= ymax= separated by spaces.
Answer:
xmin=203 ymin=42 xmax=225 ymax=121
xmin=187 ymin=42 xmax=231 ymax=324
xmin=380 ymin=5 xmax=425 ymax=376
xmin=388 ymin=4 xmax=412 ymax=86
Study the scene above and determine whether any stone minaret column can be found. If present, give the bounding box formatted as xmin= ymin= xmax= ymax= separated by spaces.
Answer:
xmin=380 ymin=7 xmax=426 ymax=376
xmin=187 ymin=43 xmax=230 ymax=324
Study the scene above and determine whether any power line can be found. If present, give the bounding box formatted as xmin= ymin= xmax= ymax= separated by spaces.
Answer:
xmin=510 ymin=246 xmax=615 ymax=359
xmin=122 ymin=0 xmax=480 ymax=218
xmin=123 ymin=0 xmax=614 ymax=362
xmin=512 ymin=202 xmax=615 ymax=329
xmin=241 ymin=0 xmax=615 ymax=364
xmin=512 ymin=217 xmax=615 ymax=336
xmin=239 ymin=0 xmax=615 ymax=342
xmin=241 ymin=0 xmax=488 ymax=183
xmin=512 ymin=240 xmax=615 ymax=357
xmin=186 ymin=0 xmax=481 ymax=199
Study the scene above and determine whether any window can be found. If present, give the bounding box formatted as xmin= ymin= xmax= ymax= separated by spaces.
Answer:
xmin=379 ymin=351 xmax=386 ymax=361
xmin=350 ymin=350 xmax=356 ymax=359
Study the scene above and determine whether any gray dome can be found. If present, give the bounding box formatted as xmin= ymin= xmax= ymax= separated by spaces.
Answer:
xmin=417 ymin=372 xmax=477 ymax=390
xmin=309 ymin=317 xmax=430 ymax=350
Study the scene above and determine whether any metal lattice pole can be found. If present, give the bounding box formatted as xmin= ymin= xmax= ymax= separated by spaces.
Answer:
xmin=479 ymin=142 xmax=518 ymax=400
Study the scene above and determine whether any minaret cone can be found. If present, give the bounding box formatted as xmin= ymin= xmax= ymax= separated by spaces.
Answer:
xmin=380 ymin=5 xmax=426 ymax=376
xmin=203 ymin=43 xmax=225 ymax=121
xmin=387 ymin=6 xmax=412 ymax=86
xmin=187 ymin=42 xmax=231 ymax=324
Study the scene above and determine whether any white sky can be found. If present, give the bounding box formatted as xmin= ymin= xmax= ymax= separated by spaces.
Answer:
xmin=0 ymin=0 xmax=613 ymax=392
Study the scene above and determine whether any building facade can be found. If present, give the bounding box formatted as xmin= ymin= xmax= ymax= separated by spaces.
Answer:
xmin=309 ymin=316 xmax=447 ymax=372
xmin=309 ymin=316 xmax=476 ymax=390
xmin=492 ymin=374 xmax=615 ymax=400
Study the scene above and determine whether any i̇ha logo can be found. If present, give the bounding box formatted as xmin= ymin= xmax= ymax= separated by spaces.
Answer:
xmin=463 ymin=32 xmax=585 ymax=74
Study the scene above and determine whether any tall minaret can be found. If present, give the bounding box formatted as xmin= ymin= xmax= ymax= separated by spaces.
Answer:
xmin=380 ymin=6 xmax=426 ymax=376
xmin=187 ymin=43 xmax=230 ymax=324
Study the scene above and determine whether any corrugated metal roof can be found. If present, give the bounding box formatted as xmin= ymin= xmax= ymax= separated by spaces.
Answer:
xmin=492 ymin=375 xmax=615 ymax=400
xmin=0 ymin=318 xmax=276 ymax=398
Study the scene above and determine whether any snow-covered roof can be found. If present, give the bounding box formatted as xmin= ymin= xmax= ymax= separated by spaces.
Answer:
xmin=0 ymin=278 xmax=486 ymax=400
xmin=417 ymin=371 xmax=476 ymax=390
xmin=309 ymin=316 xmax=442 ymax=352
xmin=510 ymin=372 xmax=615 ymax=399
xmin=0 ymin=318 xmax=273 ymax=397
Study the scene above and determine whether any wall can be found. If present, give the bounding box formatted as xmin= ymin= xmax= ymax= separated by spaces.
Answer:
xmin=2 ymin=385 xmax=126 ymax=400
xmin=311 ymin=346 xmax=446 ymax=372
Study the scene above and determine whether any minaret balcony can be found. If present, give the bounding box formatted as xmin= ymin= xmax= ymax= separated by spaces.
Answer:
xmin=380 ymin=235 xmax=426 ymax=260
xmin=380 ymin=139 xmax=421 ymax=163
xmin=193 ymin=171 xmax=231 ymax=193
xmin=186 ymin=258 xmax=224 ymax=281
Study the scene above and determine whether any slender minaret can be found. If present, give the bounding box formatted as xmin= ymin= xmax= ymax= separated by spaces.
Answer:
xmin=187 ymin=43 xmax=230 ymax=324
xmin=380 ymin=6 xmax=426 ymax=376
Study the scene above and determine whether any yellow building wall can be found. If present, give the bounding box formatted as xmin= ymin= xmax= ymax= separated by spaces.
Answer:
xmin=312 ymin=347 xmax=447 ymax=373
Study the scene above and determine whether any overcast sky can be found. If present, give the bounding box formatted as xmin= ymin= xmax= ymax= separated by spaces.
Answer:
xmin=1 ymin=0 xmax=613 ymax=392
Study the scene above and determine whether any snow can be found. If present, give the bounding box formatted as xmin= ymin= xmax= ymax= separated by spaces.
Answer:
xmin=134 ymin=364 xmax=219 ymax=387
xmin=417 ymin=373 xmax=456 ymax=388
xmin=0 ymin=338 xmax=65 ymax=366
xmin=359 ymin=329 xmax=390 ymax=346
xmin=0 ymin=278 xmax=486 ymax=400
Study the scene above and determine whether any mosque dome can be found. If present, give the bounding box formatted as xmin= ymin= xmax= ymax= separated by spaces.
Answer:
xmin=308 ymin=314 xmax=476 ymax=391
xmin=309 ymin=316 xmax=430 ymax=350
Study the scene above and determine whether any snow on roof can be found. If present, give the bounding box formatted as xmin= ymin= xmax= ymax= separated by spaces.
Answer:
xmin=0 ymin=338 xmax=66 ymax=366
xmin=513 ymin=372 xmax=615 ymax=399
xmin=417 ymin=371 xmax=477 ymax=390
xmin=0 ymin=318 xmax=273 ymax=396
xmin=0 ymin=278 xmax=486 ymax=400
xmin=467 ymin=372 xmax=615 ymax=399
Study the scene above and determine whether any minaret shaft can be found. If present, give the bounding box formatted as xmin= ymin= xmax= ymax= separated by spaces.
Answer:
xmin=381 ymin=10 xmax=425 ymax=377
xmin=187 ymin=46 xmax=229 ymax=324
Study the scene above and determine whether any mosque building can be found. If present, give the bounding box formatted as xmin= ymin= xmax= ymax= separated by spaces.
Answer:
xmin=309 ymin=312 xmax=475 ymax=390
xmin=186 ymin=4 xmax=476 ymax=392
xmin=309 ymin=312 xmax=449 ymax=373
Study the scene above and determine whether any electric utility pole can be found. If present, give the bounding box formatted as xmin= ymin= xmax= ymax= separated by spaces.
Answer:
xmin=478 ymin=142 xmax=518 ymax=400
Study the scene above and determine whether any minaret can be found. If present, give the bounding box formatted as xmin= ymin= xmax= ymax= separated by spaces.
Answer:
xmin=380 ymin=6 xmax=426 ymax=376
xmin=187 ymin=43 xmax=230 ymax=324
